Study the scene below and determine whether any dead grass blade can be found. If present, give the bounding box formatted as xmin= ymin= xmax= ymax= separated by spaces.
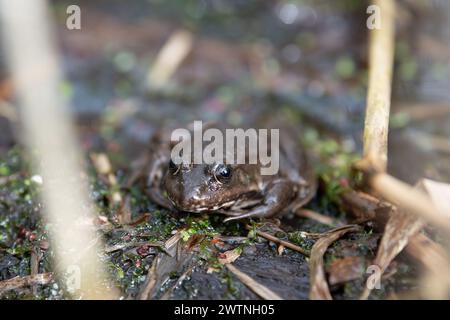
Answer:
xmin=225 ymin=264 xmax=282 ymax=300
xmin=309 ymin=225 xmax=360 ymax=300
xmin=138 ymin=231 xmax=193 ymax=300
xmin=159 ymin=265 xmax=195 ymax=300
xmin=360 ymin=206 xmax=423 ymax=299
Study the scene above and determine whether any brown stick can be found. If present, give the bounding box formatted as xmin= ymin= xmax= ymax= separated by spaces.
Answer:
xmin=370 ymin=173 xmax=450 ymax=235
xmin=0 ymin=273 xmax=53 ymax=295
xmin=245 ymin=225 xmax=310 ymax=257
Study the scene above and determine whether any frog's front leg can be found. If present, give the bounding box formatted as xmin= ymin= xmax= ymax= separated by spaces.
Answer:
xmin=223 ymin=179 xmax=296 ymax=222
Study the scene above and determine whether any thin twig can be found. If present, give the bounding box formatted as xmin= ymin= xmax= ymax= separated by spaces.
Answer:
xmin=245 ymin=224 xmax=310 ymax=257
xmin=30 ymin=246 xmax=42 ymax=296
xmin=138 ymin=258 xmax=158 ymax=300
xmin=159 ymin=265 xmax=195 ymax=300
xmin=104 ymin=241 xmax=164 ymax=253
xmin=0 ymin=273 xmax=53 ymax=295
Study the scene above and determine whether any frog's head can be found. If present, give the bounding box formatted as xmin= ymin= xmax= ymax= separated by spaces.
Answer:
xmin=163 ymin=160 xmax=259 ymax=213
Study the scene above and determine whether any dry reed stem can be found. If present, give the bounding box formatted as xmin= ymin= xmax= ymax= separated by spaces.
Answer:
xmin=0 ymin=0 xmax=118 ymax=299
xmin=363 ymin=0 xmax=396 ymax=171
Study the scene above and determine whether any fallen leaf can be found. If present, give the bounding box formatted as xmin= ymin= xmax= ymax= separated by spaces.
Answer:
xmin=309 ymin=225 xmax=360 ymax=300
xmin=360 ymin=180 xmax=433 ymax=299
xmin=218 ymin=248 xmax=241 ymax=264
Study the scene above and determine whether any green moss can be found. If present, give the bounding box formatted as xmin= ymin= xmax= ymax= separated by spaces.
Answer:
xmin=180 ymin=215 xmax=217 ymax=242
xmin=287 ymin=231 xmax=314 ymax=252
xmin=301 ymin=127 xmax=359 ymax=213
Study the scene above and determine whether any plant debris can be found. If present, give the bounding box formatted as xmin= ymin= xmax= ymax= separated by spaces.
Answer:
xmin=309 ymin=225 xmax=361 ymax=300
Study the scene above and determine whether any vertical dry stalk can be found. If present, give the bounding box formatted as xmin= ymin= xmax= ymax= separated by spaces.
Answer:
xmin=360 ymin=0 xmax=450 ymax=235
xmin=0 ymin=0 xmax=117 ymax=299
xmin=360 ymin=0 xmax=450 ymax=299
xmin=363 ymin=0 xmax=395 ymax=171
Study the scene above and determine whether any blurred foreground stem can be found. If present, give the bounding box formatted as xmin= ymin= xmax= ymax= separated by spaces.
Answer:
xmin=0 ymin=0 xmax=118 ymax=299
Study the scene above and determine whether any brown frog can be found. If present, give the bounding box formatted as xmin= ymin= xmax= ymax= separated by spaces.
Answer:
xmin=146 ymin=122 xmax=316 ymax=222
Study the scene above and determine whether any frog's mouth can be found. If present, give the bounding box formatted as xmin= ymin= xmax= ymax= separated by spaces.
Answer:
xmin=167 ymin=195 xmax=237 ymax=213
xmin=193 ymin=201 xmax=239 ymax=213
xmin=167 ymin=194 xmax=263 ymax=214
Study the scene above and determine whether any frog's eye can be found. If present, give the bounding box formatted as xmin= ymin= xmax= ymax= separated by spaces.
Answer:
xmin=214 ymin=164 xmax=232 ymax=183
xmin=169 ymin=159 xmax=180 ymax=175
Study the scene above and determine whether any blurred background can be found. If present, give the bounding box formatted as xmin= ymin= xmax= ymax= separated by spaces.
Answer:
xmin=2 ymin=0 xmax=449 ymax=182
xmin=1 ymin=0 xmax=450 ymax=300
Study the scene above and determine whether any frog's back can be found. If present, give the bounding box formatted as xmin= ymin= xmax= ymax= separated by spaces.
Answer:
xmin=255 ymin=113 xmax=317 ymax=204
